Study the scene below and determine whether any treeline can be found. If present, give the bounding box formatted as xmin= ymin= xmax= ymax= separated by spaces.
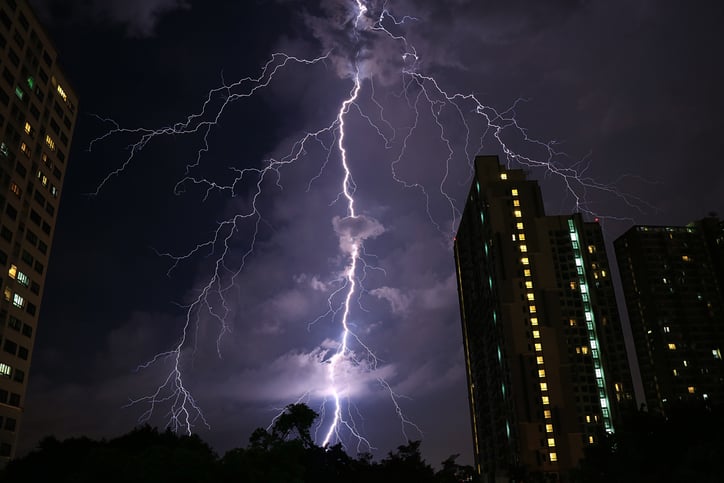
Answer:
xmin=1 ymin=403 xmax=475 ymax=483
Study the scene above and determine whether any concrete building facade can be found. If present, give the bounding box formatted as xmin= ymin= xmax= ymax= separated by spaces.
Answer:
xmin=0 ymin=0 xmax=77 ymax=461
xmin=454 ymin=156 xmax=633 ymax=481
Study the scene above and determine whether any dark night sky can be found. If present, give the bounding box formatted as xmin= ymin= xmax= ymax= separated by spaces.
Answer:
xmin=16 ymin=0 xmax=724 ymax=467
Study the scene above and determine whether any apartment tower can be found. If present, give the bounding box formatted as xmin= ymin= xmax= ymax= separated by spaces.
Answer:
xmin=454 ymin=156 xmax=632 ymax=481
xmin=614 ymin=218 xmax=724 ymax=415
xmin=0 ymin=0 xmax=77 ymax=461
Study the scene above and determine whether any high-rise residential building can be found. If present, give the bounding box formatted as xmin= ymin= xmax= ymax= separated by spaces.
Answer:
xmin=0 ymin=0 xmax=77 ymax=462
xmin=454 ymin=155 xmax=633 ymax=481
xmin=614 ymin=218 xmax=724 ymax=415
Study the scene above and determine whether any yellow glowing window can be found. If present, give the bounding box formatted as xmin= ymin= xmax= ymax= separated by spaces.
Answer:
xmin=683 ymin=360 xmax=688 ymax=367
xmin=601 ymin=270 xmax=607 ymax=277
xmin=511 ymin=188 xmax=519 ymax=196
xmin=529 ymin=305 xmax=537 ymax=313
xmin=546 ymin=424 xmax=553 ymax=433
xmin=527 ymin=293 xmax=535 ymax=301
xmin=673 ymin=369 xmax=678 ymax=376
xmin=521 ymin=257 xmax=530 ymax=265
xmin=542 ymin=396 xmax=550 ymax=405
xmin=500 ymin=173 xmax=508 ymax=180
xmin=519 ymin=233 xmax=525 ymax=241
xmin=587 ymin=245 xmax=595 ymax=254
xmin=615 ymin=383 xmax=622 ymax=392
xmin=8 ymin=265 xmax=18 ymax=279
xmin=550 ymin=452 xmax=558 ymax=462
xmin=45 ymin=134 xmax=56 ymax=151
xmin=588 ymin=435 xmax=594 ymax=444
xmin=531 ymin=317 xmax=538 ymax=326
xmin=532 ymin=330 xmax=540 ymax=339
xmin=514 ymin=210 xmax=522 ymax=218
xmin=547 ymin=438 xmax=556 ymax=447
xmin=540 ymin=382 xmax=548 ymax=391
xmin=544 ymin=409 xmax=552 ymax=419
xmin=682 ymin=255 xmax=690 ymax=262
xmin=538 ymin=369 xmax=546 ymax=378
xmin=569 ymin=281 xmax=577 ymax=290
xmin=525 ymin=281 xmax=533 ymax=289
xmin=569 ymin=318 xmax=576 ymax=327
xmin=57 ymin=84 xmax=68 ymax=102
xmin=534 ymin=343 xmax=542 ymax=352
xmin=688 ymin=386 xmax=695 ymax=394
xmin=3 ymin=287 xmax=10 ymax=301
xmin=668 ymin=343 xmax=677 ymax=350
xmin=24 ymin=121 xmax=32 ymax=134
xmin=524 ymin=269 xmax=531 ymax=277
xmin=20 ymin=142 xmax=30 ymax=156
xmin=10 ymin=182 xmax=21 ymax=197
xmin=585 ymin=415 xmax=592 ymax=423
xmin=581 ymin=346 xmax=589 ymax=355
xmin=520 ymin=244 xmax=528 ymax=253
xmin=536 ymin=356 xmax=544 ymax=365
xmin=517 ymin=222 xmax=524 ymax=230
xmin=513 ymin=199 xmax=520 ymax=207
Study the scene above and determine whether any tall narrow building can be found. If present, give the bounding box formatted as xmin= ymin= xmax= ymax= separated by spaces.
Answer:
xmin=614 ymin=218 xmax=724 ymax=415
xmin=454 ymin=156 xmax=633 ymax=481
xmin=0 ymin=0 xmax=77 ymax=461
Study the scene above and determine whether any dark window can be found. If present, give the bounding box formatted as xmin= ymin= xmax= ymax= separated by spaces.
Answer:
xmin=2 ymin=67 xmax=13 ymax=85
xmin=42 ymin=51 xmax=52 ymax=66
xmin=8 ymin=393 xmax=19 ymax=407
xmin=7 ymin=48 xmax=19 ymax=67
xmin=37 ymin=240 xmax=47 ymax=254
xmin=25 ymin=229 xmax=37 ymax=245
xmin=17 ymin=346 xmax=27 ymax=359
xmin=21 ymin=324 xmax=31 ymax=337
xmin=0 ymin=443 xmax=10 ymax=457
xmin=33 ymin=260 xmax=43 ymax=274
xmin=41 ymin=221 xmax=50 ymax=235
xmin=18 ymin=13 xmax=28 ymax=30
xmin=0 ymin=10 xmax=10 ymax=30
xmin=21 ymin=250 xmax=33 ymax=265
xmin=4 ymin=203 xmax=16 ymax=220
xmin=38 ymin=68 xmax=48 ymax=84
xmin=7 ymin=316 xmax=21 ymax=331
xmin=0 ymin=225 xmax=11 ymax=242
xmin=25 ymin=303 xmax=35 ymax=316
xmin=13 ymin=368 xmax=23 ymax=382
xmin=0 ymin=248 xmax=7 ymax=265
xmin=0 ymin=389 xmax=6 ymax=404
xmin=12 ymin=31 xmax=23 ymax=48
xmin=34 ymin=189 xmax=45 ymax=205
xmin=29 ymin=209 xmax=40 ymax=225
xmin=14 ymin=161 xmax=26 ymax=178
xmin=45 ymin=203 xmax=54 ymax=217
xmin=52 ymin=166 xmax=62 ymax=180
xmin=30 ymin=282 xmax=39 ymax=295
xmin=3 ymin=339 xmax=17 ymax=355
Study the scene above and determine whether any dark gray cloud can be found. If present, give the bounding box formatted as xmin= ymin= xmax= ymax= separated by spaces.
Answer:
xmin=30 ymin=0 xmax=190 ymax=37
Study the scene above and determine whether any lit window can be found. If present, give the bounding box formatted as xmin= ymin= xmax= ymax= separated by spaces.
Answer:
xmin=12 ymin=293 xmax=24 ymax=308
xmin=713 ymin=349 xmax=721 ymax=360
xmin=0 ymin=363 xmax=11 ymax=377
xmin=45 ymin=135 xmax=56 ymax=151
xmin=534 ymin=343 xmax=542 ymax=352
xmin=582 ymin=346 xmax=589 ymax=355
xmin=601 ymin=270 xmax=607 ymax=277
xmin=500 ymin=173 xmax=508 ymax=180
xmin=536 ymin=356 xmax=544 ymax=365
xmin=524 ymin=269 xmax=531 ymax=277
xmin=511 ymin=189 xmax=519 ymax=196
xmin=8 ymin=265 xmax=18 ymax=279
xmin=683 ymin=360 xmax=688 ymax=367
xmin=532 ymin=330 xmax=540 ymax=339
xmin=16 ymin=271 xmax=29 ymax=287
xmin=545 ymin=423 xmax=553 ymax=433
xmin=588 ymin=435 xmax=595 ymax=444
xmin=530 ymin=317 xmax=538 ymax=326
xmin=512 ymin=234 xmax=517 ymax=241
xmin=57 ymin=84 xmax=68 ymax=102
xmin=521 ymin=257 xmax=530 ymax=265
xmin=542 ymin=396 xmax=550 ymax=405
xmin=3 ymin=287 xmax=10 ymax=301
xmin=585 ymin=415 xmax=592 ymax=423
xmin=688 ymin=386 xmax=695 ymax=394
xmin=550 ymin=452 xmax=558 ymax=462
xmin=569 ymin=318 xmax=576 ymax=327
xmin=10 ymin=182 xmax=21 ymax=197
xmin=538 ymin=369 xmax=546 ymax=378
xmin=513 ymin=199 xmax=520 ymax=207
xmin=587 ymin=245 xmax=595 ymax=254
xmin=517 ymin=222 xmax=524 ymax=230
xmin=540 ymin=382 xmax=548 ymax=391
xmin=0 ymin=142 xmax=8 ymax=157
xmin=42 ymin=175 xmax=48 ymax=187
xmin=514 ymin=210 xmax=522 ymax=218
xmin=529 ymin=305 xmax=537 ymax=313
xmin=520 ymin=244 xmax=528 ymax=253
xmin=673 ymin=369 xmax=678 ymax=376
xmin=527 ymin=292 xmax=535 ymax=301
xmin=663 ymin=326 xmax=670 ymax=333
xmin=569 ymin=281 xmax=577 ymax=290
xmin=24 ymin=121 xmax=32 ymax=134
xmin=682 ymin=255 xmax=690 ymax=262
xmin=547 ymin=438 xmax=556 ymax=447
xmin=15 ymin=86 xmax=24 ymax=100
xmin=544 ymin=409 xmax=552 ymax=419
xmin=20 ymin=142 xmax=30 ymax=156
xmin=525 ymin=281 xmax=533 ymax=289
xmin=519 ymin=233 xmax=525 ymax=241
xmin=668 ymin=343 xmax=676 ymax=350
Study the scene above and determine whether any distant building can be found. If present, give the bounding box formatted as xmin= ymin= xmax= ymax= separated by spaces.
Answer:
xmin=614 ymin=217 xmax=724 ymax=414
xmin=454 ymin=156 xmax=633 ymax=481
xmin=0 ymin=0 xmax=78 ymax=462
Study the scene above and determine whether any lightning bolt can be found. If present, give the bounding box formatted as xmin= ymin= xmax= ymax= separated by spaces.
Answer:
xmin=89 ymin=0 xmax=648 ymax=451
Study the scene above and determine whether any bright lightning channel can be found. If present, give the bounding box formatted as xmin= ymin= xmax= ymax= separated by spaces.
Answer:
xmin=90 ymin=0 xmax=648 ymax=450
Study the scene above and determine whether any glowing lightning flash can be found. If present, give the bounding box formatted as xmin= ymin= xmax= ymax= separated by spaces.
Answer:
xmin=90 ymin=0 xmax=649 ymax=451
